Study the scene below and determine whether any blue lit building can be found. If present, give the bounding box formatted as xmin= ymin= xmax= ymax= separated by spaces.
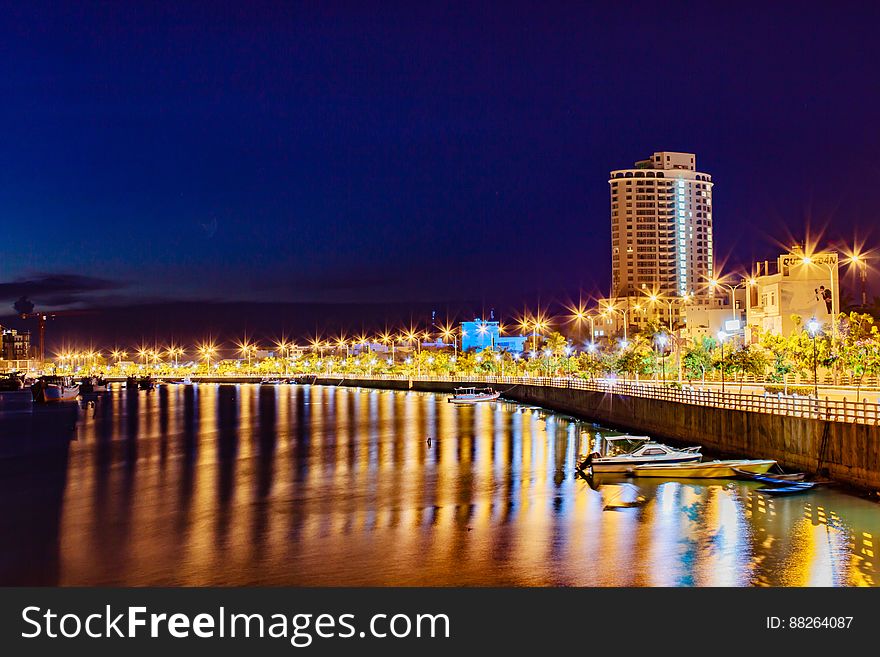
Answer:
xmin=460 ymin=318 xmax=526 ymax=353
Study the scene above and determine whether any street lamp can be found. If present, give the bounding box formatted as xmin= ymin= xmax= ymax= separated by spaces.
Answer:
xmin=379 ymin=331 xmax=395 ymax=364
xmin=709 ymin=277 xmax=746 ymax=323
xmin=276 ymin=339 xmax=291 ymax=375
xmin=493 ymin=352 xmax=503 ymax=377
xmin=166 ymin=345 xmax=183 ymax=368
xmin=533 ymin=315 xmax=549 ymax=352
xmin=647 ymin=293 xmax=675 ymax=331
xmin=800 ymin=254 xmax=839 ymax=338
xmin=198 ymin=343 xmax=217 ymax=369
xmin=844 ymin=252 xmax=869 ymax=308
xmin=807 ymin=318 xmax=821 ymax=397
xmin=656 ymin=333 xmax=668 ymax=386
xmin=567 ymin=301 xmax=589 ymax=345
xmin=439 ymin=324 xmax=458 ymax=358
xmin=601 ymin=306 xmax=629 ymax=342
xmin=717 ymin=330 xmax=728 ymax=394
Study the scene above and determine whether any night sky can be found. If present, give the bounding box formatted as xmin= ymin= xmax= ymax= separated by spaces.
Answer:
xmin=2 ymin=2 xmax=880 ymax=345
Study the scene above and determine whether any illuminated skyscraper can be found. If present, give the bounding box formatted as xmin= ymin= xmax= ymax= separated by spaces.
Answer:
xmin=609 ymin=151 xmax=713 ymax=299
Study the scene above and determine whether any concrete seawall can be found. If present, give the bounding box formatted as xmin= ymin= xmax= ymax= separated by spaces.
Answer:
xmin=313 ymin=376 xmax=880 ymax=491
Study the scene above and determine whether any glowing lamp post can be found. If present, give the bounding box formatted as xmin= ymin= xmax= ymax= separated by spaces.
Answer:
xmin=648 ymin=294 xmax=675 ymax=331
xmin=656 ymin=333 xmax=668 ymax=386
xmin=807 ymin=318 xmax=821 ymax=397
xmin=709 ymin=277 xmax=745 ymax=323
xmin=602 ymin=306 xmax=629 ymax=342
xmin=717 ymin=330 xmax=728 ymax=395
xmin=846 ymin=252 xmax=869 ymax=308
xmin=801 ymin=255 xmax=838 ymax=339
xmin=199 ymin=344 xmax=217 ymax=371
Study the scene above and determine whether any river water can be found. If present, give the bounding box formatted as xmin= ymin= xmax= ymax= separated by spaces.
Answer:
xmin=1 ymin=383 xmax=878 ymax=586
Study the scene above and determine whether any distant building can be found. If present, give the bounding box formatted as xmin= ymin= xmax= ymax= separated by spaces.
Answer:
xmin=0 ymin=327 xmax=33 ymax=371
xmin=1 ymin=328 xmax=31 ymax=361
xmin=495 ymin=335 xmax=527 ymax=354
xmin=609 ymin=151 xmax=714 ymax=300
xmin=592 ymin=294 xmax=695 ymax=339
xmin=460 ymin=318 xmax=526 ymax=353
xmin=681 ymin=293 xmax=745 ymax=341
xmin=746 ymin=245 xmax=840 ymax=339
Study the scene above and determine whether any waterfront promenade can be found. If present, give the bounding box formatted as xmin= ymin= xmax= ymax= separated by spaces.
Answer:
xmin=168 ymin=374 xmax=880 ymax=425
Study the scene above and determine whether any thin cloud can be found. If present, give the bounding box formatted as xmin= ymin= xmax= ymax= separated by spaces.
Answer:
xmin=0 ymin=273 xmax=126 ymax=307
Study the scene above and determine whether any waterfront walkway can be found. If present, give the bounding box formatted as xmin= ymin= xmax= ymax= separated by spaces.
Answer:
xmin=305 ymin=374 xmax=880 ymax=426
xmin=89 ymin=372 xmax=880 ymax=426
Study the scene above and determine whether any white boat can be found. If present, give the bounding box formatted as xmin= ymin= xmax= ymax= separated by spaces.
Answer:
xmin=448 ymin=386 xmax=500 ymax=403
xmin=260 ymin=377 xmax=285 ymax=385
xmin=582 ymin=440 xmax=702 ymax=473
xmin=631 ymin=459 xmax=776 ymax=478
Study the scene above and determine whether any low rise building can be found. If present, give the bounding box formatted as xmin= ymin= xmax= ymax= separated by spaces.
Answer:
xmin=746 ymin=245 xmax=840 ymax=339
xmin=681 ymin=293 xmax=745 ymax=341
xmin=460 ymin=318 xmax=527 ymax=353
xmin=1 ymin=327 xmax=31 ymax=361
xmin=0 ymin=327 xmax=34 ymax=372
xmin=593 ymin=294 xmax=694 ymax=338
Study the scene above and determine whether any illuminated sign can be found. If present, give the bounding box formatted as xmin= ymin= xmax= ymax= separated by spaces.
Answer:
xmin=780 ymin=252 xmax=838 ymax=269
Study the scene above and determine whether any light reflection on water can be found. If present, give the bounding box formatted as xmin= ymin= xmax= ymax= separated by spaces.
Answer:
xmin=1 ymin=384 xmax=878 ymax=586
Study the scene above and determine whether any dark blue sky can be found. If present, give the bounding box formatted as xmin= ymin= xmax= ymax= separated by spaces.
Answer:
xmin=2 ymin=1 xmax=879 ymax=316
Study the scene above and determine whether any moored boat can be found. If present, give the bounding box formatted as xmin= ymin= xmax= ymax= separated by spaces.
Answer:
xmin=31 ymin=376 xmax=80 ymax=403
xmin=581 ymin=441 xmax=702 ymax=473
xmin=0 ymin=372 xmax=26 ymax=391
xmin=757 ymin=482 xmax=817 ymax=496
xmin=79 ymin=376 xmax=109 ymax=394
xmin=731 ymin=467 xmax=805 ymax=483
xmin=260 ymin=377 xmax=285 ymax=385
xmin=631 ymin=459 xmax=776 ymax=478
xmin=448 ymin=387 xmax=500 ymax=404
xmin=125 ymin=375 xmax=154 ymax=390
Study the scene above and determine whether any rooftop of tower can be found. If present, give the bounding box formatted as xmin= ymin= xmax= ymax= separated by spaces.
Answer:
xmin=633 ymin=151 xmax=696 ymax=171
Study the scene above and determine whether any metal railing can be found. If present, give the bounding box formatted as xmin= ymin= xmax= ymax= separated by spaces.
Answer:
xmin=326 ymin=373 xmax=880 ymax=426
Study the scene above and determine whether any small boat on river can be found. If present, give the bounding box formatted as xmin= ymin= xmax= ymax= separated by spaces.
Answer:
xmin=631 ymin=459 xmax=776 ymax=478
xmin=448 ymin=387 xmax=500 ymax=404
xmin=79 ymin=376 xmax=109 ymax=394
xmin=0 ymin=372 xmax=25 ymax=391
xmin=757 ymin=482 xmax=817 ymax=496
xmin=126 ymin=376 xmax=154 ymax=391
xmin=581 ymin=439 xmax=702 ymax=473
xmin=731 ymin=467 xmax=805 ymax=483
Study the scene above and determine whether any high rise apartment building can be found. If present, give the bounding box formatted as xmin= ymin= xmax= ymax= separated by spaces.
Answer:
xmin=609 ymin=151 xmax=714 ymax=299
